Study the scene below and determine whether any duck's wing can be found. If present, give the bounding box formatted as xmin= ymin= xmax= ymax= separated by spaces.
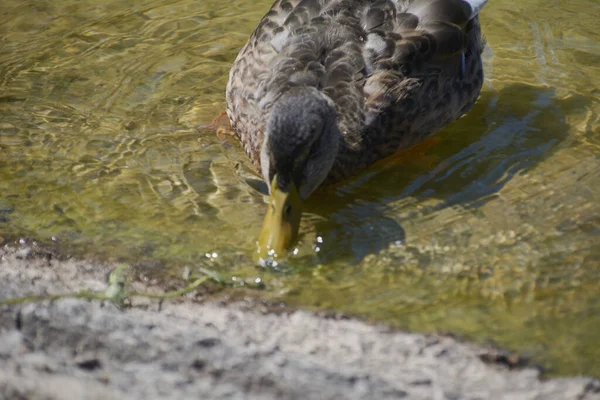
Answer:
xmin=359 ymin=0 xmax=488 ymax=162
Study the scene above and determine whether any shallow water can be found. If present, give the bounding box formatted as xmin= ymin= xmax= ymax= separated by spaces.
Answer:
xmin=1 ymin=0 xmax=599 ymax=377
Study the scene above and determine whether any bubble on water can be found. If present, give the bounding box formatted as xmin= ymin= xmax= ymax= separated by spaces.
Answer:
xmin=258 ymin=257 xmax=279 ymax=269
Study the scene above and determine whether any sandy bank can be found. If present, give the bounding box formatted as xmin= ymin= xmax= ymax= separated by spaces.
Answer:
xmin=1 ymin=243 xmax=599 ymax=400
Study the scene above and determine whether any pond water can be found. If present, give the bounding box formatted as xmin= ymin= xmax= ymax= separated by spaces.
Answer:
xmin=1 ymin=0 xmax=599 ymax=377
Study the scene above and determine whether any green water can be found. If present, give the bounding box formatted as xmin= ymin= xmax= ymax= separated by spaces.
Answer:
xmin=1 ymin=0 xmax=599 ymax=377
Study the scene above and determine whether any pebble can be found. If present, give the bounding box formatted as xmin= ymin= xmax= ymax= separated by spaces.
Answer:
xmin=15 ymin=247 xmax=32 ymax=259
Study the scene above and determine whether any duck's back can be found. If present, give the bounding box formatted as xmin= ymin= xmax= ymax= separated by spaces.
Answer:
xmin=226 ymin=0 xmax=487 ymax=182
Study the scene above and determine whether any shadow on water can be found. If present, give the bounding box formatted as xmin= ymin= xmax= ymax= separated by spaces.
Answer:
xmin=297 ymin=82 xmax=583 ymax=265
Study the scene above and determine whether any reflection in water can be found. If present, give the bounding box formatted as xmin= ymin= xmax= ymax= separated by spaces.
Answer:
xmin=0 ymin=0 xmax=599 ymax=377
xmin=304 ymin=83 xmax=574 ymax=264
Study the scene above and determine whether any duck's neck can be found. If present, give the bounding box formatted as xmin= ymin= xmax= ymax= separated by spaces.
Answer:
xmin=320 ymin=119 xmax=376 ymax=185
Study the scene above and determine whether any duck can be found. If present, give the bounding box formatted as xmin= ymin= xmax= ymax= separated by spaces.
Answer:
xmin=225 ymin=0 xmax=488 ymax=260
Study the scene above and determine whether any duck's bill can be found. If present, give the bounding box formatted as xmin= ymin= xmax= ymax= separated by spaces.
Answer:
xmin=256 ymin=176 xmax=302 ymax=260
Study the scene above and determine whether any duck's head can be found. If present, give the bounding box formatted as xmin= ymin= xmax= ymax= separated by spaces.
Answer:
xmin=257 ymin=86 xmax=340 ymax=260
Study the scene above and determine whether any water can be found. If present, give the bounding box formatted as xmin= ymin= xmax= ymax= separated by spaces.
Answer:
xmin=1 ymin=0 xmax=599 ymax=377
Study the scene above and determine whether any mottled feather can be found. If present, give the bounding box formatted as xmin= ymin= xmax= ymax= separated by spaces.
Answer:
xmin=226 ymin=0 xmax=487 ymax=184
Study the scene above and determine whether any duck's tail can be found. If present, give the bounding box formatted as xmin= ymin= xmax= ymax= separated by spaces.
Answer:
xmin=465 ymin=0 xmax=488 ymax=18
xmin=406 ymin=0 xmax=488 ymax=27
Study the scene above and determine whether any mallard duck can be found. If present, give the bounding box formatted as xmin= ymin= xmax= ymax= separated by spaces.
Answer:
xmin=226 ymin=0 xmax=488 ymax=259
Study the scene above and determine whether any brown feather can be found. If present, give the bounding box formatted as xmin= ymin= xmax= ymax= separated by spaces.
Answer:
xmin=226 ymin=0 xmax=486 ymax=184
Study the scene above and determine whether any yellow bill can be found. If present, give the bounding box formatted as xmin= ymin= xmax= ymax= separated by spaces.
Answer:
xmin=256 ymin=175 xmax=303 ymax=260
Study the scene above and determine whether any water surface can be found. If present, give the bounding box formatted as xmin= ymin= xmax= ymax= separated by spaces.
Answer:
xmin=1 ymin=0 xmax=599 ymax=377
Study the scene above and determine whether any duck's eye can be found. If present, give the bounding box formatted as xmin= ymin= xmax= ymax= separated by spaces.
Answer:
xmin=283 ymin=203 xmax=292 ymax=217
